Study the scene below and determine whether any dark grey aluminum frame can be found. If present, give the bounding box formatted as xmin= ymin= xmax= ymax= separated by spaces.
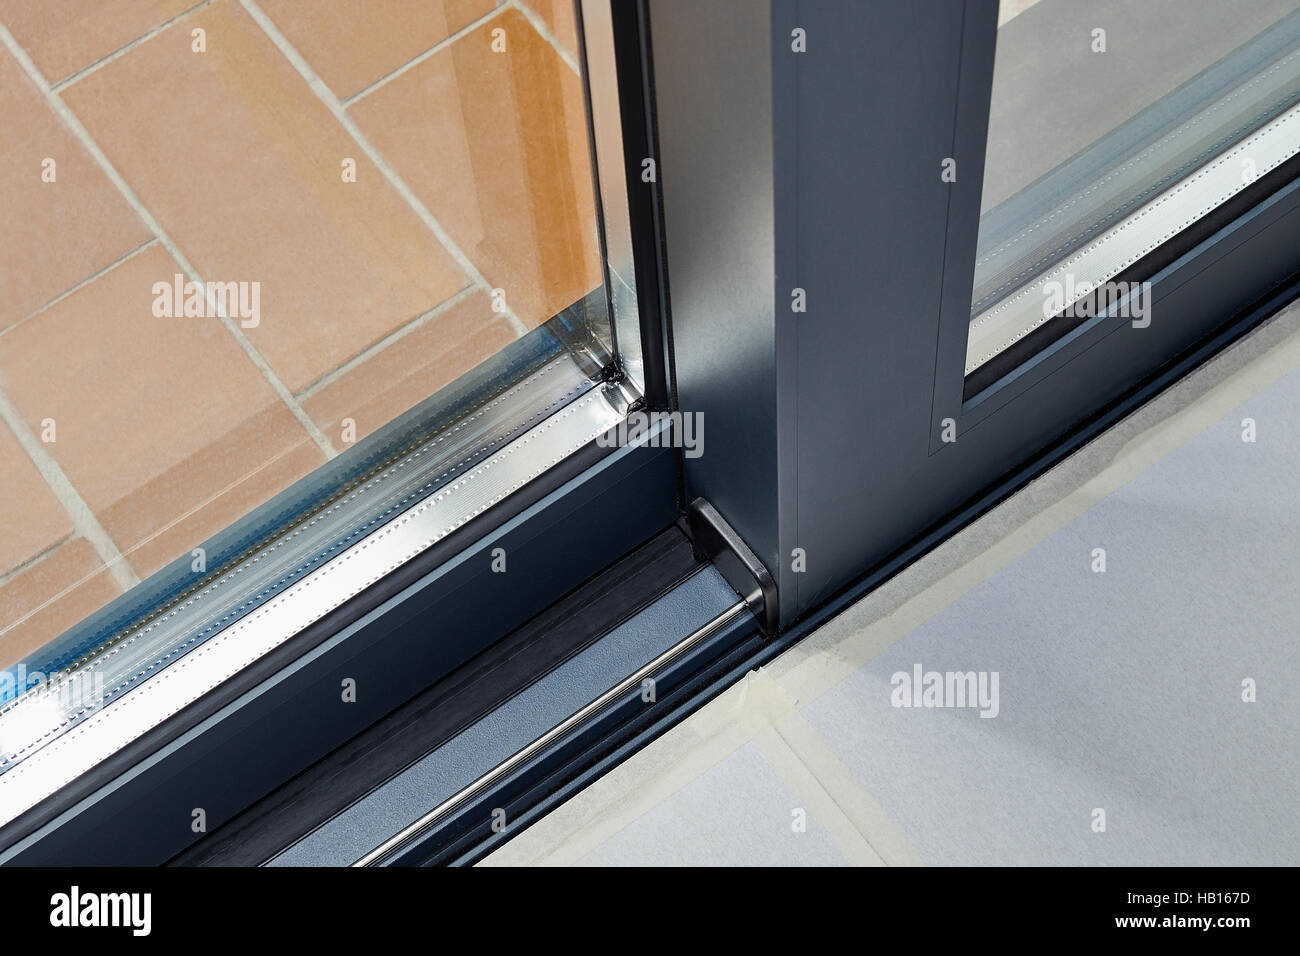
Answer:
xmin=0 ymin=429 xmax=678 ymax=865
xmin=655 ymin=0 xmax=1300 ymax=627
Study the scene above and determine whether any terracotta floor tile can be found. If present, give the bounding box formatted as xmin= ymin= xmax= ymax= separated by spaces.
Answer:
xmin=1 ymin=0 xmax=601 ymax=655
xmin=0 ymin=420 xmax=72 ymax=577
xmin=303 ymin=291 xmax=518 ymax=444
xmin=351 ymin=7 xmax=603 ymax=329
xmin=0 ymin=0 xmax=198 ymax=83
xmin=0 ymin=537 xmax=120 ymax=670
xmin=258 ymin=0 xmax=495 ymax=101
xmin=0 ymin=245 xmax=325 ymax=579
xmin=61 ymin=0 xmax=467 ymax=392
xmin=0 ymin=48 xmax=151 ymax=330
xmin=525 ymin=0 xmax=580 ymax=59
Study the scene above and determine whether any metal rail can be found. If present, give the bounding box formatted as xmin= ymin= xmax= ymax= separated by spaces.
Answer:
xmin=352 ymin=598 xmax=751 ymax=866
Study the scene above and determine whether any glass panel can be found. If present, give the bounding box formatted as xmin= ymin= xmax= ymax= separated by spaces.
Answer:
xmin=0 ymin=3 xmax=617 ymax=688
xmin=968 ymin=0 xmax=1300 ymax=385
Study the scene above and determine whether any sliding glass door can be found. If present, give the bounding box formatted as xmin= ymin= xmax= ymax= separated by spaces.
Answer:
xmin=6 ymin=0 xmax=1300 ymax=866
xmin=652 ymin=0 xmax=1300 ymax=629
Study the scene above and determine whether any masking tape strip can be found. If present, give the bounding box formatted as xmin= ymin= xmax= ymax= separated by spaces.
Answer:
xmin=478 ymin=702 xmax=753 ymax=866
xmin=775 ymin=297 xmax=1300 ymax=705
xmin=762 ymin=710 xmax=928 ymax=867
xmin=482 ymin=668 xmax=925 ymax=867
xmin=486 ymin=297 xmax=1300 ymax=867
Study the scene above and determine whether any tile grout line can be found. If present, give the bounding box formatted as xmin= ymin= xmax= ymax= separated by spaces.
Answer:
xmin=294 ymin=283 xmax=479 ymax=402
xmin=0 ymin=392 xmax=138 ymax=591
xmin=0 ymin=554 xmax=121 ymax=644
xmin=0 ymin=19 xmax=339 ymax=461
xmin=0 ymin=584 xmax=96 ymax=644
xmin=510 ymin=0 xmax=581 ymax=76
xmin=238 ymin=0 xmax=531 ymax=339
xmin=0 ymin=238 xmax=159 ymax=344
xmin=0 ymin=535 xmax=72 ymax=591
xmin=341 ymin=5 xmax=509 ymax=108
xmin=340 ymin=1 xmax=579 ymax=109
xmin=49 ymin=0 xmax=213 ymax=93
xmin=1 ymin=430 xmax=317 ymax=642
xmin=114 ymin=433 xmax=317 ymax=567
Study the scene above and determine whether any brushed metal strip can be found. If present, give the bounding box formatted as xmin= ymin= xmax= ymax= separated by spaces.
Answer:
xmin=0 ymin=355 xmax=596 ymax=780
xmin=0 ymin=379 xmax=628 ymax=829
xmin=967 ymin=100 xmax=1300 ymax=375
xmin=352 ymin=599 xmax=751 ymax=866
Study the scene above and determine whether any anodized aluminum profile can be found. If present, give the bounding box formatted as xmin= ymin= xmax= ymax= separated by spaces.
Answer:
xmin=0 ymin=354 xmax=632 ymax=832
xmin=966 ymin=99 xmax=1300 ymax=375
xmin=351 ymin=598 xmax=751 ymax=866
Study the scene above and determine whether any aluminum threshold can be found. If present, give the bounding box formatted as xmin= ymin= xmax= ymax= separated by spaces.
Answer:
xmin=354 ymin=599 xmax=750 ymax=866
xmin=263 ymin=561 xmax=755 ymax=867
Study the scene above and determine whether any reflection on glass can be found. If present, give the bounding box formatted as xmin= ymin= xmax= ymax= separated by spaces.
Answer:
xmin=968 ymin=0 xmax=1300 ymax=382
xmin=0 ymin=1 xmax=612 ymax=672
